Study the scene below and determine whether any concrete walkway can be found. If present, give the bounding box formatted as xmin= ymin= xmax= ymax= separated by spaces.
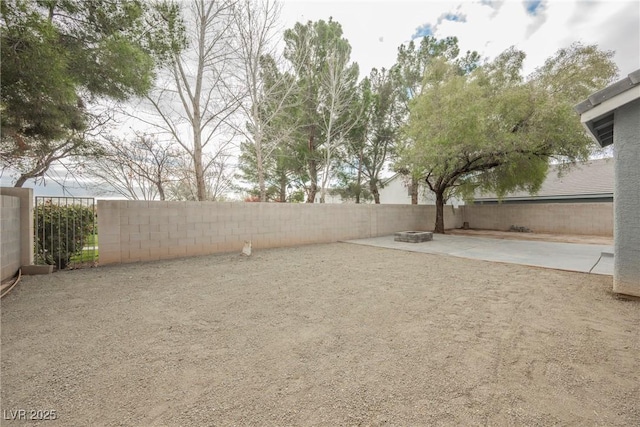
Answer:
xmin=343 ymin=234 xmax=614 ymax=276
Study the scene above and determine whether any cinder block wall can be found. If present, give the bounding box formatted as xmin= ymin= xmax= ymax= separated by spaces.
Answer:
xmin=0 ymin=187 xmax=33 ymax=279
xmin=461 ymin=203 xmax=613 ymax=236
xmin=98 ymin=198 xmax=612 ymax=266
xmin=98 ymin=201 xmax=455 ymax=265
xmin=1 ymin=195 xmax=21 ymax=282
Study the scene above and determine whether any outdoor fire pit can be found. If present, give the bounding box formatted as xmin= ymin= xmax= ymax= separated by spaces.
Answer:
xmin=394 ymin=231 xmax=433 ymax=243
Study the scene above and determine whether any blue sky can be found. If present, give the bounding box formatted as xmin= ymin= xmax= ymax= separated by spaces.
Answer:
xmin=524 ymin=0 xmax=543 ymax=15
xmin=411 ymin=10 xmax=468 ymax=38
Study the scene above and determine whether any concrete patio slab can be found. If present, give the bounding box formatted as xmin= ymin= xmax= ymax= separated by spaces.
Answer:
xmin=343 ymin=234 xmax=614 ymax=276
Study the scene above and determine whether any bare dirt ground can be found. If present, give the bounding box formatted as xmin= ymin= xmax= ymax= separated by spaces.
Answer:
xmin=1 ymin=243 xmax=638 ymax=426
xmin=447 ymin=228 xmax=614 ymax=245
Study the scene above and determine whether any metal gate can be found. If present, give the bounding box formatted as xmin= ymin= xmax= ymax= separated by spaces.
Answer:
xmin=34 ymin=197 xmax=97 ymax=270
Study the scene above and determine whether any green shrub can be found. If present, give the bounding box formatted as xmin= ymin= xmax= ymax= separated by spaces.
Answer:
xmin=35 ymin=202 xmax=96 ymax=269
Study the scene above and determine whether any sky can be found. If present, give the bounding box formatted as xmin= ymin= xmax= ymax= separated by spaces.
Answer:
xmin=279 ymin=0 xmax=640 ymax=79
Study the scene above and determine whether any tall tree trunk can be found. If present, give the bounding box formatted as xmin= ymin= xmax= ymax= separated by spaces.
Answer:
xmin=14 ymin=175 xmax=28 ymax=187
xmin=156 ymin=173 xmax=166 ymax=201
xmin=254 ymin=97 xmax=266 ymax=201
xmin=257 ymin=143 xmax=266 ymax=202
xmin=279 ymin=176 xmax=287 ymax=202
xmin=411 ymin=176 xmax=418 ymax=205
xmin=307 ymin=166 xmax=317 ymax=202
xmin=355 ymin=144 xmax=363 ymax=204
xmin=434 ymin=189 xmax=446 ymax=234
xmin=193 ymin=2 xmax=207 ymax=201
xmin=370 ymin=180 xmax=380 ymax=204
xmin=193 ymin=134 xmax=206 ymax=201
xmin=306 ymin=133 xmax=317 ymax=203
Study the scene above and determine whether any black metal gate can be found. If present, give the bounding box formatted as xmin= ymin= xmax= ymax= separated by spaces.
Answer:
xmin=34 ymin=197 xmax=97 ymax=270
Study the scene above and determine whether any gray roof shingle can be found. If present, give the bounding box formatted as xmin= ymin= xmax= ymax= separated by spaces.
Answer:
xmin=475 ymin=158 xmax=614 ymax=201
xmin=575 ymin=70 xmax=640 ymax=147
xmin=575 ymin=70 xmax=640 ymax=114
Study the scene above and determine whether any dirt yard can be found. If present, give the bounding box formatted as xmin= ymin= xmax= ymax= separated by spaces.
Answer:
xmin=1 ymin=243 xmax=638 ymax=426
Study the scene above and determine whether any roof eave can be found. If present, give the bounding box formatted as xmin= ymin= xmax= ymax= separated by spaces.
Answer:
xmin=575 ymin=69 xmax=640 ymax=147
xmin=475 ymin=193 xmax=614 ymax=202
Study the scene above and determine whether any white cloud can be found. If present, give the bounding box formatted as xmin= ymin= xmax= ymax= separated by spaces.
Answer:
xmin=279 ymin=1 xmax=460 ymax=74
xmin=280 ymin=0 xmax=640 ymax=79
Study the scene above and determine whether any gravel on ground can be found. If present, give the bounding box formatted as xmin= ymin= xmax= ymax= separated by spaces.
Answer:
xmin=1 ymin=243 xmax=638 ymax=426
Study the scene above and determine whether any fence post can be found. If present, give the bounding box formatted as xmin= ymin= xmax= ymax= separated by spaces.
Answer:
xmin=0 ymin=187 xmax=34 ymax=267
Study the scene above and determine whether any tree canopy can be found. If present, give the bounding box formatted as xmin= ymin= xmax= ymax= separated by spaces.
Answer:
xmin=282 ymin=17 xmax=357 ymax=203
xmin=334 ymin=67 xmax=403 ymax=203
xmin=0 ymin=0 xmax=184 ymax=186
xmin=397 ymin=42 xmax=617 ymax=232
xmin=1 ymin=1 xmax=620 ymax=211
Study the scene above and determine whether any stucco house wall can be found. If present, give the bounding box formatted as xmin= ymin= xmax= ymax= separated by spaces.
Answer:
xmin=612 ymin=98 xmax=640 ymax=296
xmin=576 ymin=69 xmax=640 ymax=297
xmin=378 ymin=174 xmax=464 ymax=206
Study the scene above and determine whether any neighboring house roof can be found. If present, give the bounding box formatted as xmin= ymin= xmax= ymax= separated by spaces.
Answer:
xmin=381 ymin=173 xmax=403 ymax=186
xmin=575 ymin=69 xmax=640 ymax=147
xmin=474 ymin=158 xmax=614 ymax=203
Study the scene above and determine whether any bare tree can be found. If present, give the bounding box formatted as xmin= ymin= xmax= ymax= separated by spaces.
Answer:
xmin=87 ymin=134 xmax=176 ymax=200
xmin=233 ymin=0 xmax=300 ymax=202
xmin=318 ymin=44 xmax=360 ymax=203
xmin=166 ymin=150 xmax=234 ymax=200
xmin=282 ymin=18 xmax=357 ymax=203
xmin=138 ymin=0 xmax=240 ymax=201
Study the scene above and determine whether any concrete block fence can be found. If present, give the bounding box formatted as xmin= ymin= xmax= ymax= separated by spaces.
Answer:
xmin=461 ymin=203 xmax=613 ymax=236
xmin=1 ymin=195 xmax=21 ymax=282
xmin=0 ymin=187 xmax=34 ymax=281
xmin=97 ymin=201 xmax=457 ymax=265
xmin=97 ymin=199 xmax=611 ymax=266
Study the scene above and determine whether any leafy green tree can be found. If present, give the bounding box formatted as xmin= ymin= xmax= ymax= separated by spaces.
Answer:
xmin=392 ymin=36 xmax=461 ymax=106
xmin=316 ymin=34 xmax=360 ymax=203
xmin=235 ymin=50 xmax=306 ymax=202
xmin=361 ymin=68 xmax=401 ymax=203
xmin=0 ymin=0 xmax=184 ymax=187
xmin=337 ymin=67 xmax=402 ymax=203
xmin=237 ymin=138 xmax=304 ymax=202
xmin=234 ymin=0 xmax=303 ymax=202
xmin=283 ymin=18 xmax=353 ymax=203
xmin=391 ymin=36 xmax=479 ymax=203
xmin=333 ymin=77 xmax=373 ymax=203
xmin=398 ymin=43 xmax=617 ymax=233
xmin=329 ymin=168 xmax=373 ymax=203
xmin=236 ymin=52 xmax=302 ymax=202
